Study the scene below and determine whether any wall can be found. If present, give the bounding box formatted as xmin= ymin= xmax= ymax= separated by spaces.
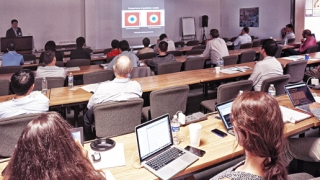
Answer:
xmin=220 ymin=0 xmax=291 ymax=39
xmin=85 ymin=0 xmax=220 ymax=49
xmin=0 ymin=0 xmax=85 ymax=50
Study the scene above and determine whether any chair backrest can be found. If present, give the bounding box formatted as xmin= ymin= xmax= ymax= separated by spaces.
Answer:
xmin=260 ymin=39 xmax=268 ymax=45
xmin=185 ymin=49 xmax=204 ymax=55
xmin=34 ymin=77 xmax=65 ymax=91
xmin=130 ymin=67 xmax=152 ymax=78
xmin=274 ymin=45 xmax=283 ymax=58
xmin=83 ymin=70 xmax=114 ymax=84
xmin=288 ymin=38 xmax=296 ymax=43
xmin=317 ymin=42 xmax=320 ymax=52
xmin=167 ymin=50 xmax=182 ymax=56
xmin=0 ymin=113 xmax=42 ymax=157
xmin=66 ymin=59 xmax=91 ymax=67
xmin=54 ymin=61 xmax=65 ymax=67
xmin=0 ymin=79 xmax=10 ymax=96
xmin=184 ymin=57 xmax=206 ymax=71
xmin=22 ymin=54 xmax=36 ymax=61
xmin=239 ymin=50 xmax=256 ymax=63
xmin=252 ymin=40 xmax=261 ymax=47
xmin=192 ymin=45 xmax=206 ymax=50
xmin=186 ymin=40 xmax=199 ymax=46
xmin=240 ymin=42 xmax=253 ymax=49
xmin=149 ymin=85 xmax=189 ymax=119
xmin=174 ymin=41 xmax=185 ymax=47
xmin=137 ymin=52 xmax=157 ymax=60
xmin=106 ymin=57 xmax=114 ymax=63
xmin=103 ymin=48 xmax=113 ymax=54
xmin=93 ymin=98 xmax=143 ymax=138
xmin=284 ymin=60 xmax=307 ymax=83
xmin=0 ymin=66 xmax=22 ymax=74
xmin=157 ymin=61 xmax=182 ymax=75
xmin=260 ymin=74 xmax=291 ymax=96
xmin=306 ymin=45 xmax=319 ymax=54
xmin=217 ymin=80 xmax=253 ymax=104
xmin=222 ymin=55 xmax=238 ymax=66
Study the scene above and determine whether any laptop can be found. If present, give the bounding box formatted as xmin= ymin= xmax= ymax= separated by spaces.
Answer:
xmin=285 ymin=83 xmax=315 ymax=113
xmin=216 ymin=100 xmax=234 ymax=136
xmin=135 ymin=114 xmax=198 ymax=180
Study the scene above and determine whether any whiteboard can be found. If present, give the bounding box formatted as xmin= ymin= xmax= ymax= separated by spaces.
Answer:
xmin=182 ymin=17 xmax=196 ymax=36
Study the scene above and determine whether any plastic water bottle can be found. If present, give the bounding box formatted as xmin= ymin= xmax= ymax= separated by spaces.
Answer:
xmin=268 ymin=84 xmax=276 ymax=97
xmin=238 ymin=90 xmax=243 ymax=95
xmin=68 ymin=72 xmax=74 ymax=89
xmin=219 ymin=58 xmax=224 ymax=70
xmin=171 ymin=115 xmax=180 ymax=145
xmin=284 ymin=38 xmax=288 ymax=45
xmin=41 ymin=77 xmax=47 ymax=94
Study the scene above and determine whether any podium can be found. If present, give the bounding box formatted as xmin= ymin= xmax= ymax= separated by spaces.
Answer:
xmin=1 ymin=36 xmax=33 ymax=53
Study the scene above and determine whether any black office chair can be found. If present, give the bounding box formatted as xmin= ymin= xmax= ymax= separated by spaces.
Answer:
xmin=137 ymin=52 xmax=157 ymax=60
xmin=0 ymin=66 xmax=22 ymax=74
xmin=186 ymin=40 xmax=199 ymax=46
xmin=238 ymin=50 xmax=256 ymax=63
xmin=66 ymin=59 xmax=91 ymax=67
xmin=167 ymin=51 xmax=182 ymax=56
xmin=240 ymin=42 xmax=253 ymax=49
xmin=306 ymin=45 xmax=318 ymax=54
xmin=252 ymin=40 xmax=261 ymax=47
xmin=174 ymin=41 xmax=185 ymax=47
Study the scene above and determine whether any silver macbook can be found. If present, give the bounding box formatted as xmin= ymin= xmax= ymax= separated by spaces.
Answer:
xmin=135 ymin=114 xmax=198 ymax=180
xmin=285 ymin=83 xmax=315 ymax=113
xmin=216 ymin=100 xmax=234 ymax=136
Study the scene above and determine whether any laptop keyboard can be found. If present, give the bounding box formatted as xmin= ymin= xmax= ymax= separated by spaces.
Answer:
xmin=298 ymin=104 xmax=311 ymax=113
xmin=146 ymin=147 xmax=185 ymax=171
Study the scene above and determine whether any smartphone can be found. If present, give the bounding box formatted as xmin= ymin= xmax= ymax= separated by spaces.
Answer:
xmin=211 ymin=128 xmax=228 ymax=137
xmin=184 ymin=146 xmax=206 ymax=157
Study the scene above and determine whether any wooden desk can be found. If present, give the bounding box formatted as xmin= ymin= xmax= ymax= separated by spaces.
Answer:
xmin=277 ymin=52 xmax=320 ymax=67
xmin=0 ymin=90 xmax=51 ymax=103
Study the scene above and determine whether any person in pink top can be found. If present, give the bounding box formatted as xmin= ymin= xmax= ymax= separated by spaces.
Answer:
xmin=285 ymin=29 xmax=316 ymax=56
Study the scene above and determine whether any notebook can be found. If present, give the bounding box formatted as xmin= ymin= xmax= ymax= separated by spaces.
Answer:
xmin=284 ymin=83 xmax=315 ymax=113
xmin=216 ymin=100 xmax=234 ymax=135
xmin=135 ymin=114 xmax=198 ymax=180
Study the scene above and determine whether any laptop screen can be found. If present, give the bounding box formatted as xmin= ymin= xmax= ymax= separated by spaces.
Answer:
xmin=136 ymin=114 xmax=173 ymax=162
xmin=216 ymin=100 xmax=233 ymax=130
xmin=285 ymin=83 xmax=315 ymax=107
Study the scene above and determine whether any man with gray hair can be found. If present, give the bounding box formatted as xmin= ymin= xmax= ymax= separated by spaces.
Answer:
xmin=35 ymin=50 xmax=66 ymax=78
xmin=84 ymin=55 xmax=142 ymax=139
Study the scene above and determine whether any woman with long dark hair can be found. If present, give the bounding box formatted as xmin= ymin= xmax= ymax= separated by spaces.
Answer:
xmin=4 ymin=112 xmax=104 ymax=180
xmin=212 ymin=91 xmax=287 ymax=180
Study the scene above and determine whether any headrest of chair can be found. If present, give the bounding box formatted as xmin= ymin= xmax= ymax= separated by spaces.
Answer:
xmin=90 ymin=138 xmax=116 ymax=151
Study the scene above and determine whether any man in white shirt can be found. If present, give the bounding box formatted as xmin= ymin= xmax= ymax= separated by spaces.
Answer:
xmin=0 ymin=69 xmax=49 ymax=119
xmin=153 ymin=33 xmax=176 ymax=54
xmin=85 ymin=55 xmax=142 ymax=139
xmin=281 ymin=24 xmax=295 ymax=44
xmin=248 ymin=39 xmax=283 ymax=91
xmin=36 ymin=50 xmax=66 ymax=78
xmin=200 ymin=29 xmax=229 ymax=65
xmin=233 ymin=27 xmax=252 ymax=49
xmin=107 ymin=40 xmax=140 ymax=70
xmin=137 ymin=37 xmax=154 ymax=55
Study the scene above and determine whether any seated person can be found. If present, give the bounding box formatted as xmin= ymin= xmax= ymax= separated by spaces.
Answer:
xmin=1 ymin=41 xmax=24 ymax=67
xmin=233 ymin=27 xmax=252 ymax=49
xmin=39 ymin=40 xmax=64 ymax=63
xmin=248 ymin=39 xmax=283 ymax=91
xmin=285 ymin=29 xmax=317 ymax=55
xmin=3 ymin=112 xmax=105 ymax=180
xmin=281 ymin=24 xmax=295 ymax=44
xmin=106 ymin=39 xmax=120 ymax=58
xmin=137 ymin=37 xmax=154 ymax=55
xmin=0 ymin=69 xmax=49 ymax=119
xmin=70 ymin=37 xmax=91 ymax=60
xmin=107 ymin=40 xmax=140 ymax=70
xmin=36 ymin=50 xmax=66 ymax=78
xmin=145 ymin=41 xmax=176 ymax=75
xmin=200 ymin=29 xmax=229 ymax=65
xmin=153 ymin=33 xmax=176 ymax=54
xmin=212 ymin=91 xmax=287 ymax=179
xmin=84 ymin=56 xmax=142 ymax=139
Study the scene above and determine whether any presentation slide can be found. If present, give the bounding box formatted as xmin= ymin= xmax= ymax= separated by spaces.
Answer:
xmin=122 ymin=0 xmax=165 ymax=38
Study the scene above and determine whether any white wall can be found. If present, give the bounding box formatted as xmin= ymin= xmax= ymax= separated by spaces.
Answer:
xmin=0 ymin=0 xmax=85 ymax=50
xmin=220 ymin=0 xmax=291 ymax=39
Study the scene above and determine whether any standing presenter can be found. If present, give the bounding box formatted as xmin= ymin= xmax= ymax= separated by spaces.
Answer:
xmin=6 ymin=19 xmax=22 ymax=38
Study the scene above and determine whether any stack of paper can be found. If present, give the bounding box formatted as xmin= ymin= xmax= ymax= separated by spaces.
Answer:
xmin=280 ymin=106 xmax=311 ymax=123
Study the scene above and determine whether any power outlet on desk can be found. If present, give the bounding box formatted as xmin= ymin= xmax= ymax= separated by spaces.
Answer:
xmin=183 ymin=112 xmax=207 ymax=126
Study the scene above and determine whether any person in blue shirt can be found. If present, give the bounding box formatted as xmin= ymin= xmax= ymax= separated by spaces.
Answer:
xmin=1 ymin=41 xmax=24 ymax=67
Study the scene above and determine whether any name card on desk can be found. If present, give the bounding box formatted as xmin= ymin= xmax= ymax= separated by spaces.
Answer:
xmin=66 ymin=67 xmax=81 ymax=71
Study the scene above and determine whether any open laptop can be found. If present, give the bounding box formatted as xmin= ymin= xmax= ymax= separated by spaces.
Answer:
xmin=285 ymin=83 xmax=315 ymax=113
xmin=216 ymin=100 xmax=234 ymax=136
xmin=135 ymin=114 xmax=198 ymax=180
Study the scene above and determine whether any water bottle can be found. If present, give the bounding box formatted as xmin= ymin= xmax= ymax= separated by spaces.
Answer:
xmin=268 ymin=84 xmax=276 ymax=97
xmin=68 ymin=72 xmax=74 ymax=89
xmin=41 ymin=77 xmax=47 ymax=94
xmin=238 ymin=90 xmax=243 ymax=95
xmin=219 ymin=58 xmax=224 ymax=70
xmin=171 ymin=115 xmax=180 ymax=145
xmin=284 ymin=38 xmax=288 ymax=45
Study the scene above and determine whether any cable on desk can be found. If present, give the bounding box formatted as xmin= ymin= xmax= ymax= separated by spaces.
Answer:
xmin=131 ymin=151 xmax=142 ymax=169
